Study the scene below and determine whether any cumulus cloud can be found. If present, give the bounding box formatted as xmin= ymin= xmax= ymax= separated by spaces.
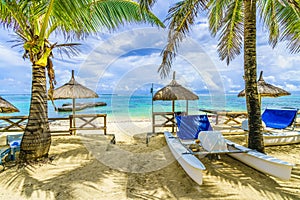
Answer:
xmin=0 ymin=1 xmax=299 ymax=94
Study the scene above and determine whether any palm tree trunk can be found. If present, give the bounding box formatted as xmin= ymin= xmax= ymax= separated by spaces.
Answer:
xmin=19 ymin=65 xmax=51 ymax=162
xmin=243 ymin=0 xmax=264 ymax=153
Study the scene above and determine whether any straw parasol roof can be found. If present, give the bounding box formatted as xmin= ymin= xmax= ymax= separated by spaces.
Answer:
xmin=153 ymin=72 xmax=199 ymax=101
xmin=238 ymin=71 xmax=291 ymax=98
xmin=53 ymin=70 xmax=98 ymax=100
xmin=153 ymin=72 xmax=199 ymax=114
xmin=52 ymin=70 xmax=98 ymax=115
xmin=0 ymin=96 xmax=19 ymax=113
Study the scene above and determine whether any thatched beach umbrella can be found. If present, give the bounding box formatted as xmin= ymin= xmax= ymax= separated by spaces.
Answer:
xmin=0 ymin=96 xmax=19 ymax=113
xmin=52 ymin=70 xmax=99 ymax=116
xmin=153 ymin=72 xmax=199 ymax=114
xmin=238 ymin=71 xmax=291 ymax=105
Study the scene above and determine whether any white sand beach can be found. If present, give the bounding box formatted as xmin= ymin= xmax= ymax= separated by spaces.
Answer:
xmin=0 ymin=116 xmax=299 ymax=200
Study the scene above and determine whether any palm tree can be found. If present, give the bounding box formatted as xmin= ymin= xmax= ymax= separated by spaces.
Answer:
xmin=0 ymin=0 xmax=164 ymax=162
xmin=140 ymin=0 xmax=300 ymax=152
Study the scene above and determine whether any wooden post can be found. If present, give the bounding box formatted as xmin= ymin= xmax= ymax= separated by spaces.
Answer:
xmin=152 ymin=113 xmax=155 ymax=133
xmin=104 ymin=114 xmax=107 ymax=135
xmin=69 ymin=115 xmax=73 ymax=135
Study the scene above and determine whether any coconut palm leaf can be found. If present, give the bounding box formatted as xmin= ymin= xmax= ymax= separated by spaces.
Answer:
xmin=276 ymin=1 xmax=300 ymax=53
xmin=138 ymin=0 xmax=157 ymax=10
xmin=257 ymin=0 xmax=280 ymax=48
xmin=207 ymin=0 xmax=231 ymax=35
xmin=210 ymin=0 xmax=243 ymax=65
xmin=159 ymin=0 xmax=207 ymax=78
xmin=53 ymin=43 xmax=81 ymax=59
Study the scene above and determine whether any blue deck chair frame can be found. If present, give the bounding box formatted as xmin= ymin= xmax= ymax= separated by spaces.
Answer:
xmin=176 ymin=115 xmax=212 ymax=140
xmin=262 ymin=108 xmax=298 ymax=129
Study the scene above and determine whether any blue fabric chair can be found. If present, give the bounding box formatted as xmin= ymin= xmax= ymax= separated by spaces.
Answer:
xmin=262 ymin=108 xmax=298 ymax=129
xmin=176 ymin=115 xmax=212 ymax=140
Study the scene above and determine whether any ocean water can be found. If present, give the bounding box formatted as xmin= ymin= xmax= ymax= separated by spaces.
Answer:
xmin=1 ymin=93 xmax=299 ymax=120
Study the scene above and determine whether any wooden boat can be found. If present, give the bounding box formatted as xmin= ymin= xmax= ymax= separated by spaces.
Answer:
xmin=164 ymin=131 xmax=206 ymax=185
xmin=165 ymin=131 xmax=294 ymax=185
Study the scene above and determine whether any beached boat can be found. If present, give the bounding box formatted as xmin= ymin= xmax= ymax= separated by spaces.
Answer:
xmin=244 ymin=130 xmax=300 ymax=147
xmin=262 ymin=131 xmax=300 ymax=146
xmin=242 ymin=108 xmax=300 ymax=146
xmin=164 ymin=131 xmax=294 ymax=185
xmin=225 ymin=139 xmax=294 ymax=180
xmin=164 ymin=131 xmax=206 ymax=185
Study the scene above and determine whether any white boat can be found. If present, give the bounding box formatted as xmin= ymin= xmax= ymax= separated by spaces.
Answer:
xmin=242 ymin=119 xmax=300 ymax=146
xmin=225 ymin=139 xmax=294 ymax=180
xmin=164 ymin=131 xmax=206 ymax=185
xmin=245 ymin=131 xmax=300 ymax=146
xmin=165 ymin=131 xmax=294 ymax=185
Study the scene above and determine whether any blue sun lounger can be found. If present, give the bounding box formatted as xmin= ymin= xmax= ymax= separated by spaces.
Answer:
xmin=175 ymin=115 xmax=213 ymax=140
xmin=262 ymin=108 xmax=298 ymax=130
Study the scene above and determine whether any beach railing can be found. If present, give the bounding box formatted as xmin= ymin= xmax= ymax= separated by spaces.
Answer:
xmin=69 ymin=114 xmax=107 ymax=135
xmin=0 ymin=116 xmax=70 ymax=134
xmin=152 ymin=112 xmax=176 ymax=133
xmin=0 ymin=115 xmax=108 ymax=135
xmin=0 ymin=116 xmax=28 ymax=132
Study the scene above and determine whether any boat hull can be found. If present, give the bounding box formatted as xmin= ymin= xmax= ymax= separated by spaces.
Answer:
xmin=165 ymin=131 xmax=294 ymax=185
xmin=263 ymin=131 xmax=300 ymax=146
xmin=164 ymin=131 xmax=206 ymax=185
xmin=226 ymin=140 xmax=294 ymax=180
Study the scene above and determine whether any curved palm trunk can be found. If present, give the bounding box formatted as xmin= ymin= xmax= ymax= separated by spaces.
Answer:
xmin=19 ymin=65 xmax=51 ymax=161
xmin=244 ymin=0 xmax=264 ymax=153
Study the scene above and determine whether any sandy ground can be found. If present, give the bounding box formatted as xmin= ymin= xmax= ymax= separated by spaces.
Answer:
xmin=0 ymin=116 xmax=299 ymax=200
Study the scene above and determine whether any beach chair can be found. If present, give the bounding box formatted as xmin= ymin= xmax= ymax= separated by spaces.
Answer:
xmin=175 ymin=115 xmax=212 ymax=140
xmin=241 ymin=108 xmax=298 ymax=131
xmin=175 ymin=115 xmax=230 ymax=159
xmin=261 ymin=108 xmax=298 ymax=130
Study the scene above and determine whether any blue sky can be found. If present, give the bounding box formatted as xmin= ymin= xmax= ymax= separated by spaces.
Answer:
xmin=0 ymin=1 xmax=299 ymax=95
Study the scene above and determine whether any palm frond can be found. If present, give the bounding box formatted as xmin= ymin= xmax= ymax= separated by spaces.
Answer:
xmin=216 ymin=0 xmax=243 ymax=65
xmin=0 ymin=0 xmax=32 ymax=39
xmin=277 ymin=0 xmax=300 ymax=53
xmin=257 ymin=0 xmax=280 ymax=48
xmin=207 ymin=0 xmax=231 ymax=36
xmin=53 ymin=43 xmax=81 ymax=58
xmin=138 ymin=0 xmax=157 ymax=11
xmin=48 ymin=0 xmax=164 ymax=41
xmin=90 ymin=0 xmax=165 ymax=30
xmin=159 ymin=0 xmax=207 ymax=78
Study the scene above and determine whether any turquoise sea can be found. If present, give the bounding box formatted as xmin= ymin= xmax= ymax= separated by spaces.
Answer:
xmin=1 ymin=93 xmax=299 ymax=120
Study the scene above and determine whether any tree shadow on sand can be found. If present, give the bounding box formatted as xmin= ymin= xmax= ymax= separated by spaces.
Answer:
xmin=125 ymin=136 xmax=300 ymax=200
xmin=0 ymin=135 xmax=299 ymax=200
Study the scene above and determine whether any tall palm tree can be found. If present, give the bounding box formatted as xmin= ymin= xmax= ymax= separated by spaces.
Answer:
xmin=0 ymin=0 xmax=164 ymax=162
xmin=140 ymin=0 xmax=300 ymax=152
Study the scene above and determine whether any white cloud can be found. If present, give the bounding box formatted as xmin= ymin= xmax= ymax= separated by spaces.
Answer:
xmin=0 ymin=1 xmax=299 ymax=94
xmin=284 ymin=83 xmax=300 ymax=91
